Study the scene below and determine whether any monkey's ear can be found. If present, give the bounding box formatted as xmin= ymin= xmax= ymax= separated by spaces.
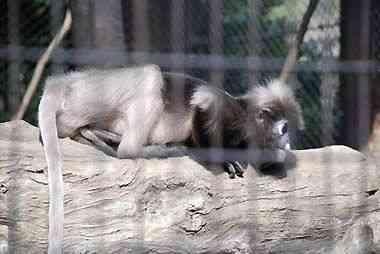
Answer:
xmin=258 ymin=107 xmax=274 ymax=120
xmin=236 ymin=98 xmax=247 ymax=110
xmin=236 ymin=97 xmax=256 ymax=120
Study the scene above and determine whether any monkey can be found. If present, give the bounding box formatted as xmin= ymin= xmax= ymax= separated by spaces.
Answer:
xmin=38 ymin=64 xmax=303 ymax=253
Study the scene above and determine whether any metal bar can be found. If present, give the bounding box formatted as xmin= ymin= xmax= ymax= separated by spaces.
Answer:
xmin=0 ymin=45 xmax=377 ymax=74
xmin=132 ymin=0 xmax=149 ymax=64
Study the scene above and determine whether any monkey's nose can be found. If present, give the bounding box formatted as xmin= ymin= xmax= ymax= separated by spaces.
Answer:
xmin=281 ymin=122 xmax=288 ymax=136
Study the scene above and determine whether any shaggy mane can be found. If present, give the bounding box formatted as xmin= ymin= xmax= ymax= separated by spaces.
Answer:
xmin=247 ymin=80 xmax=304 ymax=129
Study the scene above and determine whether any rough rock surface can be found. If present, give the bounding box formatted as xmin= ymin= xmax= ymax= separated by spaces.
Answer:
xmin=0 ymin=120 xmax=379 ymax=253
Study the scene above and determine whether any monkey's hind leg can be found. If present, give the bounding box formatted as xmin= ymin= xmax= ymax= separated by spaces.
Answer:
xmin=72 ymin=128 xmax=118 ymax=157
xmin=74 ymin=128 xmax=188 ymax=159
xmin=91 ymin=128 xmax=122 ymax=145
xmin=71 ymin=133 xmax=93 ymax=146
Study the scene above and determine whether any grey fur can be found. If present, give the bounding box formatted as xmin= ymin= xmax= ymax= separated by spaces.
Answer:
xmin=38 ymin=64 xmax=303 ymax=253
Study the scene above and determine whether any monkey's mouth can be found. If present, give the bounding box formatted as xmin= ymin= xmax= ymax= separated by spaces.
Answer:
xmin=273 ymin=137 xmax=291 ymax=150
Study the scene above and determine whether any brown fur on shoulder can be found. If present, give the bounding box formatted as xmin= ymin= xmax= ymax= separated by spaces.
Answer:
xmin=189 ymin=79 xmax=303 ymax=149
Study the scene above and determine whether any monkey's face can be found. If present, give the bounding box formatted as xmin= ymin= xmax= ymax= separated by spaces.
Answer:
xmin=272 ymin=119 xmax=290 ymax=150
xmin=256 ymin=108 xmax=291 ymax=150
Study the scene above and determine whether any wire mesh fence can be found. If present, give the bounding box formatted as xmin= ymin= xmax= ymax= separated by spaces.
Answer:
xmin=0 ymin=0 xmax=342 ymax=150
xmin=3 ymin=1 xmax=380 ymax=253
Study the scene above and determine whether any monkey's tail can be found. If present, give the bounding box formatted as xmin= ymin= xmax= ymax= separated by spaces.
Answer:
xmin=38 ymin=93 xmax=64 ymax=253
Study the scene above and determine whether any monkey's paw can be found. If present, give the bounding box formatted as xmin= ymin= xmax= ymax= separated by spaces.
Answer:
xmin=223 ymin=161 xmax=246 ymax=178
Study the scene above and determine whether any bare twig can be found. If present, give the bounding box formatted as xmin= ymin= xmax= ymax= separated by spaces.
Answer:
xmin=12 ymin=5 xmax=72 ymax=120
xmin=279 ymin=0 xmax=320 ymax=83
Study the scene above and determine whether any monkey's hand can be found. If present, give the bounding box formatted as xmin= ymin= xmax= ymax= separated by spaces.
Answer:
xmin=252 ymin=148 xmax=287 ymax=170
xmin=223 ymin=161 xmax=246 ymax=178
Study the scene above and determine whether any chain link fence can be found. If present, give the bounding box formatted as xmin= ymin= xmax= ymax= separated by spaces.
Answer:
xmin=4 ymin=1 xmax=380 ymax=253
xmin=0 ymin=0 xmax=341 ymax=149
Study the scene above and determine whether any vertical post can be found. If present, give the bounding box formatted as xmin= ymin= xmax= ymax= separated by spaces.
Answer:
xmin=71 ymin=0 xmax=126 ymax=67
xmin=93 ymin=0 xmax=125 ymax=51
xmin=71 ymin=0 xmax=93 ymax=68
xmin=368 ymin=1 xmax=380 ymax=151
xmin=6 ymin=1 xmax=21 ymax=250
xmin=209 ymin=0 xmax=224 ymax=86
xmin=71 ymin=0 xmax=93 ymax=48
xmin=50 ymin=0 xmax=66 ymax=74
xmin=132 ymin=0 xmax=150 ymax=64
xmin=7 ymin=0 xmax=21 ymax=115
xmin=320 ymin=71 xmax=339 ymax=146
xmin=93 ymin=0 xmax=126 ymax=67
xmin=247 ymin=0 xmax=263 ymax=86
xmin=340 ymin=0 xmax=371 ymax=150
xmin=171 ymin=0 xmax=185 ymax=71
xmin=170 ymin=0 xmax=186 ymax=109
xmin=320 ymin=10 xmax=340 ymax=146
xmin=209 ymin=1 xmax=225 ymax=164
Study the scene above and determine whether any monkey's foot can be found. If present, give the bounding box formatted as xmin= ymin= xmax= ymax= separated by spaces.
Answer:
xmin=224 ymin=161 xmax=245 ymax=178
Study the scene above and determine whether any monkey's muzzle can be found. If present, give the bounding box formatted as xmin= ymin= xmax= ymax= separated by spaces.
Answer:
xmin=273 ymin=120 xmax=291 ymax=150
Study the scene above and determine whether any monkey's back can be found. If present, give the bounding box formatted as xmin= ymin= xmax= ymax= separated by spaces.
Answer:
xmin=42 ymin=65 xmax=208 ymax=141
xmin=43 ymin=65 xmax=160 ymax=137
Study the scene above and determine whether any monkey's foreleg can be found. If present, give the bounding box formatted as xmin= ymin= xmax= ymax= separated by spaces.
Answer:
xmin=250 ymin=148 xmax=287 ymax=170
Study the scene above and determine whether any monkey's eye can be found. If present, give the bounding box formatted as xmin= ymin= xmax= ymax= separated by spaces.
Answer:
xmin=273 ymin=120 xmax=289 ymax=137
xmin=281 ymin=122 xmax=288 ymax=135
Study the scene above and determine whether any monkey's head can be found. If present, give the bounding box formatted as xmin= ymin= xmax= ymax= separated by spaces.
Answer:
xmin=191 ymin=80 xmax=303 ymax=152
xmin=239 ymin=80 xmax=304 ymax=150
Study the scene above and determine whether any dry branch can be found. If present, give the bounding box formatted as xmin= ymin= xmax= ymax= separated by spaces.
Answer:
xmin=12 ymin=5 xmax=72 ymax=120
xmin=279 ymin=0 xmax=320 ymax=83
